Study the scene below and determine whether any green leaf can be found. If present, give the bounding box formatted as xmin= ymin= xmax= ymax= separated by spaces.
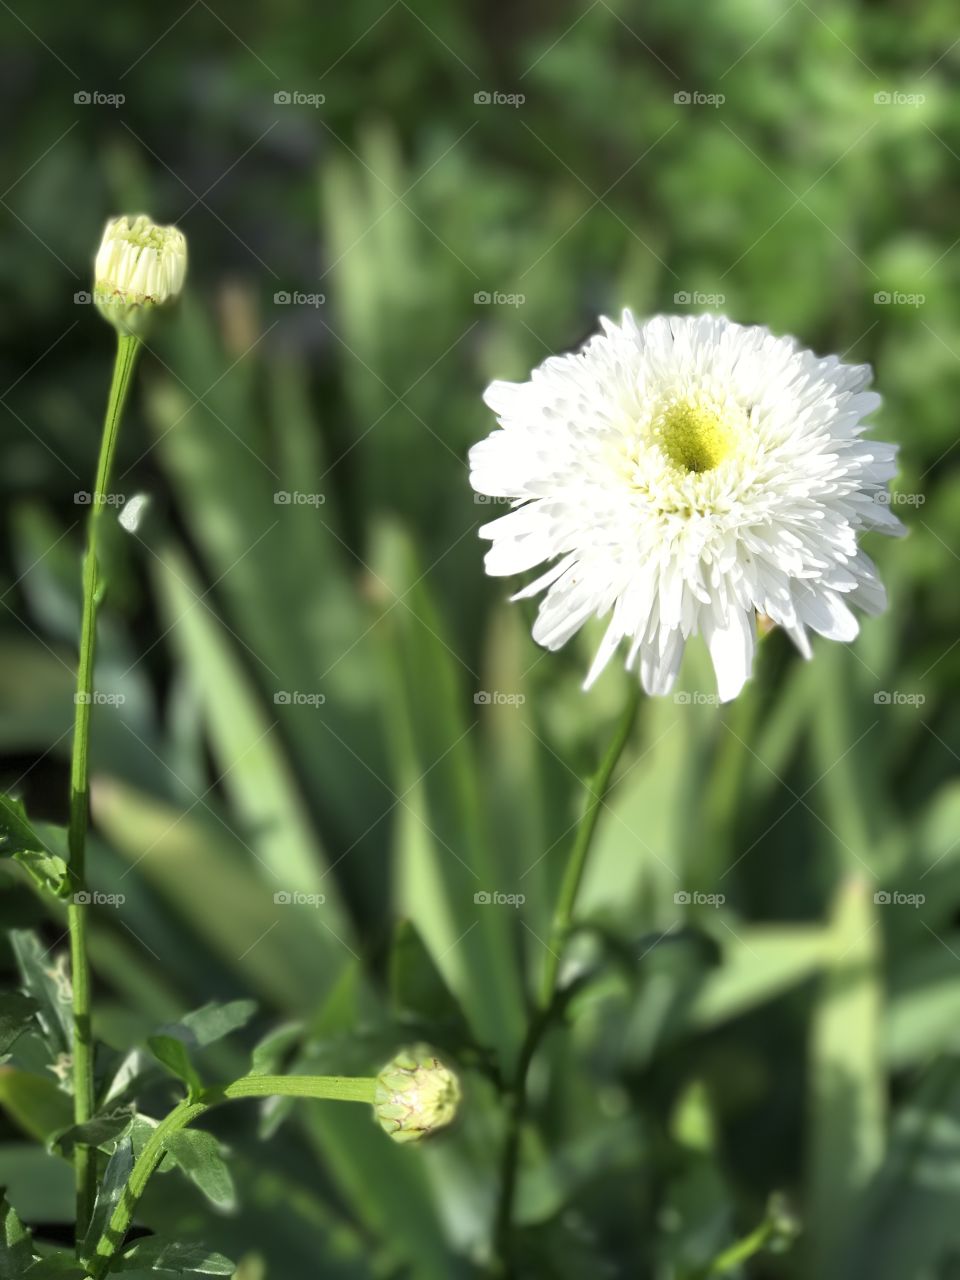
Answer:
xmin=807 ymin=876 xmax=884 ymax=1278
xmin=0 ymin=1191 xmax=34 ymax=1279
xmin=9 ymin=932 xmax=72 ymax=1056
xmin=843 ymin=1051 xmax=960 ymax=1278
xmin=0 ymin=1071 xmax=73 ymax=1144
xmin=686 ymin=926 xmax=831 ymax=1029
xmin=0 ymin=796 xmax=69 ymax=897
xmin=24 ymin=1257 xmax=88 ymax=1277
xmin=388 ymin=919 xmax=471 ymax=1039
xmin=164 ymin=1129 xmax=236 ymax=1211
xmin=146 ymin=1036 xmax=202 ymax=1098
xmin=176 ymin=1001 xmax=257 ymax=1049
xmin=147 ymin=1001 xmax=256 ymax=1097
xmin=81 ymin=1135 xmax=134 ymax=1265
xmin=249 ymin=1022 xmax=302 ymax=1076
xmin=373 ymin=523 xmax=524 ymax=1057
xmin=0 ymin=992 xmax=39 ymax=1055
xmin=50 ymin=1110 xmax=135 ymax=1158
xmin=117 ymin=1237 xmax=235 ymax=1274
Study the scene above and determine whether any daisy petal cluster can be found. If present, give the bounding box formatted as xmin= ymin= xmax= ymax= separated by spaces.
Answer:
xmin=470 ymin=312 xmax=903 ymax=702
xmin=94 ymin=214 xmax=187 ymax=334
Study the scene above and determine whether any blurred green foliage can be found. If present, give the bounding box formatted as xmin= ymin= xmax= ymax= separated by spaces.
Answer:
xmin=0 ymin=0 xmax=959 ymax=1276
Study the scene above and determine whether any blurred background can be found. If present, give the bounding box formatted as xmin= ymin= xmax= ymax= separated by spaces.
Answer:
xmin=0 ymin=0 xmax=958 ymax=1276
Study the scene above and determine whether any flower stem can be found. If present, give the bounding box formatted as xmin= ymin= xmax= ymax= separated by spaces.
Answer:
xmin=494 ymin=686 xmax=641 ymax=1265
xmin=68 ymin=332 xmax=140 ymax=1245
xmin=538 ymin=686 xmax=642 ymax=1006
xmin=696 ymin=1219 xmax=776 ymax=1277
xmin=87 ymin=1075 xmax=377 ymax=1278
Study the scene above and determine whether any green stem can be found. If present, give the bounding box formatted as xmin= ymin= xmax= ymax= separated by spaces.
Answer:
xmin=87 ymin=1075 xmax=377 ymax=1278
xmin=538 ymin=686 xmax=642 ymax=1006
xmin=494 ymin=686 xmax=641 ymax=1266
xmin=68 ymin=332 xmax=140 ymax=1245
xmin=696 ymin=1219 xmax=775 ymax=1277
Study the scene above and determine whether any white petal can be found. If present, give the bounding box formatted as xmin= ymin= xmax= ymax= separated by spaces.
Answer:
xmin=704 ymin=608 xmax=756 ymax=702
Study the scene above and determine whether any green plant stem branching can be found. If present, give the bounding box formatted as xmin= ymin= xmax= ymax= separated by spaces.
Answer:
xmin=68 ymin=332 xmax=141 ymax=1244
xmin=87 ymin=1074 xmax=377 ymax=1279
xmin=494 ymin=686 xmax=641 ymax=1265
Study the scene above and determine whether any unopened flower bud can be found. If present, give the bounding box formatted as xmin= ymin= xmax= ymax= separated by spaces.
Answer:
xmin=93 ymin=214 xmax=187 ymax=335
xmin=374 ymin=1045 xmax=460 ymax=1144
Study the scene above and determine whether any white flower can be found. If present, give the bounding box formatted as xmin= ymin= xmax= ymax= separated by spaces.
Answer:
xmin=469 ymin=312 xmax=903 ymax=702
xmin=94 ymin=214 xmax=187 ymax=332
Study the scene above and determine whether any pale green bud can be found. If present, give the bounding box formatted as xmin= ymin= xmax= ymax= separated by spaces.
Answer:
xmin=374 ymin=1045 xmax=460 ymax=1144
xmin=93 ymin=214 xmax=187 ymax=335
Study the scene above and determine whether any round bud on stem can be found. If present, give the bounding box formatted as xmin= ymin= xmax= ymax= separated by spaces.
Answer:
xmin=374 ymin=1045 xmax=461 ymax=1144
xmin=93 ymin=214 xmax=187 ymax=335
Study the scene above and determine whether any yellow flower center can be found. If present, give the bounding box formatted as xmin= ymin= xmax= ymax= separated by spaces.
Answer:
xmin=655 ymin=400 xmax=740 ymax=474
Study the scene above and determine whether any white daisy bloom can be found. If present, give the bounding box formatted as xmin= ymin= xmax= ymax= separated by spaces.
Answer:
xmin=94 ymin=214 xmax=187 ymax=333
xmin=470 ymin=312 xmax=904 ymax=703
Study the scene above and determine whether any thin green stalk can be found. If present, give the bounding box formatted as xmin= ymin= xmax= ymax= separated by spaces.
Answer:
xmin=87 ymin=1075 xmax=377 ymax=1278
xmin=494 ymin=686 xmax=641 ymax=1266
xmin=538 ymin=685 xmax=642 ymax=1006
xmin=696 ymin=1219 xmax=776 ymax=1277
xmin=68 ymin=331 xmax=141 ymax=1244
